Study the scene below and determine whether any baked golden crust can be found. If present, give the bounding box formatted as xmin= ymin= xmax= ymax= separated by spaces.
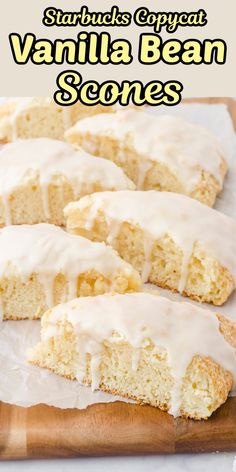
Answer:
xmin=0 ymin=175 xmax=133 ymax=227
xmin=0 ymin=267 xmax=140 ymax=320
xmin=29 ymin=309 xmax=235 ymax=420
xmin=65 ymin=201 xmax=235 ymax=306
xmin=65 ymin=129 xmax=227 ymax=207
xmin=0 ymin=99 xmax=122 ymax=142
xmin=0 ymin=137 xmax=134 ymax=226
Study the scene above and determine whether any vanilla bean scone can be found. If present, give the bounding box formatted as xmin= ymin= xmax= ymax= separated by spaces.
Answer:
xmin=65 ymin=109 xmax=227 ymax=206
xmin=65 ymin=191 xmax=236 ymax=306
xmin=0 ymin=224 xmax=140 ymax=320
xmin=0 ymin=97 xmax=120 ymax=142
xmin=0 ymin=138 xmax=134 ymax=226
xmin=29 ymin=292 xmax=236 ymax=420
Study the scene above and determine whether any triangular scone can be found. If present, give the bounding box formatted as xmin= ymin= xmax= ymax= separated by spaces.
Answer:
xmin=0 ymin=138 xmax=134 ymax=226
xmin=0 ymin=97 xmax=119 ymax=143
xmin=0 ymin=224 xmax=140 ymax=320
xmin=65 ymin=191 xmax=236 ymax=306
xmin=29 ymin=292 xmax=236 ymax=420
xmin=65 ymin=109 xmax=227 ymax=207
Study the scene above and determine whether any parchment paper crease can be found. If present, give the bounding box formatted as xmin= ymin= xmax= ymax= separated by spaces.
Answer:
xmin=0 ymin=102 xmax=235 ymax=408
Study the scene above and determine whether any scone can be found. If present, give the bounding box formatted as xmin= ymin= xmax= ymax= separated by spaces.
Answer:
xmin=65 ymin=191 xmax=236 ymax=306
xmin=0 ymin=97 xmax=119 ymax=142
xmin=65 ymin=109 xmax=227 ymax=206
xmin=0 ymin=138 xmax=134 ymax=226
xmin=0 ymin=224 xmax=140 ymax=320
xmin=29 ymin=292 xmax=236 ymax=420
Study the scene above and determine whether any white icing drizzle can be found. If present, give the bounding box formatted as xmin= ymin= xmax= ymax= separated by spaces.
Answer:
xmin=178 ymin=243 xmax=195 ymax=293
xmin=7 ymin=98 xmax=119 ymax=141
xmin=62 ymin=107 xmax=72 ymax=131
xmin=10 ymin=98 xmax=33 ymax=140
xmin=84 ymin=199 xmax=102 ymax=232
xmin=131 ymin=348 xmax=141 ymax=371
xmin=41 ymin=292 xmax=236 ymax=416
xmin=0 ymin=138 xmax=134 ymax=225
xmin=38 ymin=274 xmax=54 ymax=308
xmin=0 ymin=224 xmax=136 ymax=309
xmin=69 ymin=110 xmax=226 ymax=191
xmin=141 ymin=238 xmax=154 ymax=283
xmin=40 ymin=184 xmax=51 ymax=220
xmin=1 ymin=194 xmax=12 ymax=226
xmin=137 ymin=159 xmax=153 ymax=190
xmin=66 ymin=191 xmax=236 ymax=290
xmin=0 ymin=296 xmax=3 ymax=322
xmin=11 ymin=117 xmax=18 ymax=142
xmin=106 ymin=220 xmax=122 ymax=246
xmin=9 ymin=98 xmax=51 ymax=141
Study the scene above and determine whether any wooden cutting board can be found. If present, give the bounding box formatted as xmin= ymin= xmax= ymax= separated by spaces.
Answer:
xmin=0 ymin=97 xmax=235 ymax=460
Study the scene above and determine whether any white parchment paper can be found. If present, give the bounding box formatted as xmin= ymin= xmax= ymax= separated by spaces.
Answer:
xmin=0 ymin=102 xmax=235 ymax=409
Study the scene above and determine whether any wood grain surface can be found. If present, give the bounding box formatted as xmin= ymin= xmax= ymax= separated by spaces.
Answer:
xmin=0 ymin=398 xmax=236 ymax=459
xmin=0 ymin=97 xmax=235 ymax=460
